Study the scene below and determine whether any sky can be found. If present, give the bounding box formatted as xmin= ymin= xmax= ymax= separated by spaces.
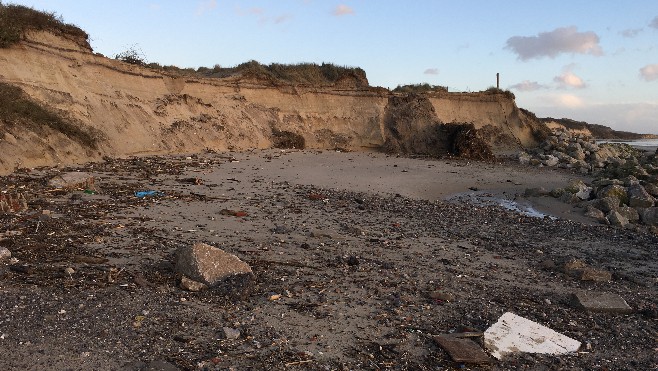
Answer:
xmin=7 ymin=0 xmax=658 ymax=134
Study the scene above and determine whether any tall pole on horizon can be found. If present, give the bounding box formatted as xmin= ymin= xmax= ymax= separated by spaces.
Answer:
xmin=496 ymin=73 xmax=500 ymax=89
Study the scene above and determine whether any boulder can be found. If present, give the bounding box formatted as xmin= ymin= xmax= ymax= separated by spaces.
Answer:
xmin=596 ymin=185 xmax=629 ymax=206
xmin=518 ymin=152 xmax=532 ymax=165
xmin=543 ymin=155 xmax=559 ymax=167
xmin=644 ymin=183 xmax=658 ymax=198
xmin=584 ymin=205 xmax=605 ymax=222
xmin=627 ymin=184 xmax=655 ymax=208
xmin=592 ymin=197 xmax=620 ymax=213
xmin=638 ymin=207 xmax=658 ymax=226
xmin=564 ymin=180 xmax=592 ymax=200
xmin=176 ymin=242 xmax=254 ymax=298
xmin=617 ymin=206 xmax=640 ymax=223
xmin=607 ymin=210 xmax=629 ymax=227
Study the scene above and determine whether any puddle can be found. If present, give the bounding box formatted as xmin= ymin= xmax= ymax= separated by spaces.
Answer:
xmin=447 ymin=191 xmax=556 ymax=219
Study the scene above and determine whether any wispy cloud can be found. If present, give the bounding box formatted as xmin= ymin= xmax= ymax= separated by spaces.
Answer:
xmin=196 ymin=0 xmax=217 ymax=15
xmin=639 ymin=64 xmax=658 ymax=81
xmin=554 ymin=65 xmax=586 ymax=89
xmin=509 ymin=80 xmax=547 ymax=92
xmin=274 ymin=14 xmax=294 ymax=24
xmin=235 ymin=6 xmax=293 ymax=25
xmin=505 ymin=26 xmax=603 ymax=60
xmin=620 ymin=28 xmax=642 ymax=38
xmin=333 ymin=4 xmax=354 ymax=16
xmin=424 ymin=68 xmax=439 ymax=75
xmin=650 ymin=16 xmax=658 ymax=29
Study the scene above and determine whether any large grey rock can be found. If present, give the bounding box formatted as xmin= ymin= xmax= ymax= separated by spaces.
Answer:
xmin=607 ymin=210 xmax=629 ymax=227
xmin=593 ymin=197 xmax=620 ymax=213
xmin=176 ymin=242 xmax=254 ymax=298
xmin=617 ymin=206 xmax=639 ymax=223
xmin=596 ymin=185 xmax=629 ymax=206
xmin=628 ymin=184 xmax=655 ymax=208
xmin=542 ymin=155 xmax=559 ymax=167
xmin=584 ymin=205 xmax=606 ymax=222
xmin=638 ymin=207 xmax=658 ymax=226
xmin=644 ymin=183 xmax=658 ymax=198
xmin=565 ymin=180 xmax=592 ymax=200
xmin=48 ymin=172 xmax=95 ymax=190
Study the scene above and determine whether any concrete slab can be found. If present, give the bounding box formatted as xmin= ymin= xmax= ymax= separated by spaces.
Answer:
xmin=434 ymin=335 xmax=492 ymax=364
xmin=484 ymin=312 xmax=581 ymax=360
xmin=571 ymin=292 xmax=632 ymax=314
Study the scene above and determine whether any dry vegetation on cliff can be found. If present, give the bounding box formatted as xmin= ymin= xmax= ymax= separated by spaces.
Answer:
xmin=0 ymin=2 xmax=88 ymax=48
xmin=0 ymin=82 xmax=99 ymax=149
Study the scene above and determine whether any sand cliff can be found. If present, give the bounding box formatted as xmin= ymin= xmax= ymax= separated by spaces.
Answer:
xmin=0 ymin=31 xmax=546 ymax=174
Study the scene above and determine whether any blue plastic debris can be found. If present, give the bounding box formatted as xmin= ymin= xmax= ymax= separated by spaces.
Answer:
xmin=135 ymin=190 xmax=164 ymax=198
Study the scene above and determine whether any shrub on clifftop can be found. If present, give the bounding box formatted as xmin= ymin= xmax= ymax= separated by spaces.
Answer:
xmin=0 ymin=2 xmax=88 ymax=48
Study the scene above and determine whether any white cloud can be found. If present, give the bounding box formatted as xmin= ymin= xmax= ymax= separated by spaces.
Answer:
xmin=196 ymin=0 xmax=217 ymax=15
xmin=505 ymin=26 xmax=603 ymax=60
xmin=554 ymin=65 xmax=586 ymax=89
xmin=274 ymin=14 xmax=293 ymax=24
xmin=639 ymin=64 xmax=658 ymax=81
xmin=333 ymin=4 xmax=354 ymax=16
xmin=551 ymin=94 xmax=585 ymax=108
xmin=424 ymin=68 xmax=439 ymax=75
xmin=509 ymin=80 xmax=546 ymax=92
xmin=650 ymin=16 xmax=658 ymax=29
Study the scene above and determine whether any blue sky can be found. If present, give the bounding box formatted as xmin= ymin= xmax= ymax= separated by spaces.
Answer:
xmin=8 ymin=0 xmax=658 ymax=134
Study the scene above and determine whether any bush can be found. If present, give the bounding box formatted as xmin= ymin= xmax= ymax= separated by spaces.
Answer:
xmin=484 ymin=86 xmax=515 ymax=99
xmin=272 ymin=129 xmax=305 ymax=149
xmin=115 ymin=46 xmax=146 ymax=66
xmin=0 ymin=3 xmax=88 ymax=48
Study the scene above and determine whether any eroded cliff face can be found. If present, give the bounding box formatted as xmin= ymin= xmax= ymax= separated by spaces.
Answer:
xmin=0 ymin=31 xmax=545 ymax=174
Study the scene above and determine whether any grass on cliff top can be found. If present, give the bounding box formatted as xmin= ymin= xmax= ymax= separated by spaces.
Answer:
xmin=0 ymin=82 xmax=98 ymax=149
xmin=138 ymin=58 xmax=368 ymax=86
xmin=0 ymin=2 xmax=88 ymax=48
xmin=393 ymin=83 xmax=448 ymax=93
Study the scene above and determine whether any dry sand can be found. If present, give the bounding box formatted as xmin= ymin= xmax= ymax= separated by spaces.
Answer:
xmin=0 ymin=150 xmax=656 ymax=370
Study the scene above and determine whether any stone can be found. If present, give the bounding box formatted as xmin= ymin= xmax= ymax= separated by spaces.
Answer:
xmin=584 ymin=205 xmax=605 ymax=221
xmin=176 ymin=242 xmax=254 ymax=299
xmin=593 ymin=197 xmax=620 ymax=213
xmin=596 ymin=184 xmax=629 ymax=206
xmin=627 ymin=184 xmax=655 ymax=208
xmin=581 ymin=268 xmax=612 ymax=282
xmin=571 ymin=292 xmax=632 ymax=314
xmin=429 ymin=291 xmax=456 ymax=302
xmin=48 ymin=172 xmax=95 ymax=190
xmin=180 ymin=276 xmax=207 ymax=292
xmin=564 ymin=180 xmax=592 ymax=200
xmin=0 ymin=247 xmax=11 ymax=261
xmin=638 ymin=207 xmax=658 ymax=226
xmin=543 ymin=155 xmax=559 ymax=167
xmin=607 ymin=210 xmax=629 ymax=227
xmin=434 ymin=335 xmax=492 ymax=364
xmin=222 ymin=327 xmax=241 ymax=340
xmin=617 ymin=206 xmax=639 ymax=223
xmin=518 ymin=152 xmax=532 ymax=165
xmin=563 ymin=259 xmax=588 ymax=274
xmin=483 ymin=312 xmax=581 ymax=360
xmin=643 ymin=183 xmax=658 ymax=197
xmin=622 ymin=175 xmax=640 ymax=186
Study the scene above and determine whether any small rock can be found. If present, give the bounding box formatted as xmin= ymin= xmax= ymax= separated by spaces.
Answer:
xmin=0 ymin=247 xmax=11 ymax=261
xmin=638 ymin=207 xmax=658 ymax=226
xmin=584 ymin=205 xmax=605 ymax=221
xmin=429 ymin=291 xmax=456 ymax=302
xmin=222 ymin=327 xmax=241 ymax=340
xmin=607 ymin=210 xmax=629 ymax=227
xmin=434 ymin=335 xmax=492 ymax=364
xmin=627 ymin=184 xmax=655 ymax=208
xmin=571 ymin=291 xmax=632 ymax=314
xmin=581 ymin=268 xmax=612 ymax=282
xmin=180 ymin=276 xmax=207 ymax=292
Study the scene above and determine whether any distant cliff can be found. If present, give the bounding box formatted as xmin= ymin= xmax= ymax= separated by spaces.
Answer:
xmin=0 ymin=26 xmax=549 ymax=174
xmin=540 ymin=117 xmax=658 ymax=140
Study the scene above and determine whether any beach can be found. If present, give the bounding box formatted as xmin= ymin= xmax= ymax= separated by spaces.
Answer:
xmin=0 ymin=150 xmax=656 ymax=370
